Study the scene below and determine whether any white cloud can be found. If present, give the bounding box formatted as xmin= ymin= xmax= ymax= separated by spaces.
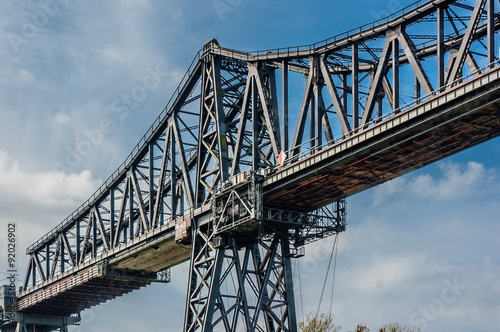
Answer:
xmin=0 ymin=150 xmax=101 ymax=249
xmin=372 ymin=177 xmax=406 ymax=206
xmin=297 ymin=228 xmax=500 ymax=331
xmin=341 ymin=254 xmax=426 ymax=292
xmin=54 ymin=112 xmax=71 ymax=124
xmin=0 ymin=150 xmax=100 ymax=208
xmin=408 ymin=161 xmax=495 ymax=199
xmin=15 ymin=69 xmax=35 ymax=85
xmin=120 ymin=0 xmax=152 ymax=10
xmin=0 ymin=150 xmax=102 ymax=280
xmin=373 ymin=161 xmax=497 ymax=205
xmin=171 ymin=8 xmax=183 ymax=20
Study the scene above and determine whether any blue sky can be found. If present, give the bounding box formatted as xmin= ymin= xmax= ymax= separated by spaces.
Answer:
xmin=0 ymin=0 xmax=499 ymax=331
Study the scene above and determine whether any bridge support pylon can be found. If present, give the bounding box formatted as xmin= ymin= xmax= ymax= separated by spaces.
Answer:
xmin=184 ymin=231 xmax=298 ymax=332
xmin=184 ymin=171 xmax=345 ymax=331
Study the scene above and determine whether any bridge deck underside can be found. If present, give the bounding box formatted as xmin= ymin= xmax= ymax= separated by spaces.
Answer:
xmin=17 ymin=266 xmax=152 ymax=316
xmin=264 ymin=80 xmax=500 ymax=212
xmin=16 ymin=220 xmax=193 ymax=316
xmin=108 ymin=227 xmax=192 ymax=272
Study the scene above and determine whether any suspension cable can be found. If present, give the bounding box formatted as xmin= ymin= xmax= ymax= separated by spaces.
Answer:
xmin=316 ymin=234 xmax=338 ymax=317
xmin=329 ymin=236 xmax=339 ymax=317
xmin=297 ymin=258 xmax=304 ymax=322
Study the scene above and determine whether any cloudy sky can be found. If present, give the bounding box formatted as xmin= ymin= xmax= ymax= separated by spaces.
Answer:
xmin=1 ymin=0 xmax=499 ymax=331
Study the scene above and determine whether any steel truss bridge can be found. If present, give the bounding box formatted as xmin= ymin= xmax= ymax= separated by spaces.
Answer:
xmin=2 ymin=0 xmax=500 ymax=331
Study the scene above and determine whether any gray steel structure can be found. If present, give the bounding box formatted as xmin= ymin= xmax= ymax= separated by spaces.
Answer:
xmin=6 ymin=0 xmax=500 ymax=331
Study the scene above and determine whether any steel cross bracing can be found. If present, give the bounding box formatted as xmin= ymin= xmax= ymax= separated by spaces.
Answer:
xmin=12 ymin=0 xmax=500 ymax=331
xmin=184 ymin=171 xmax=345 ymax=331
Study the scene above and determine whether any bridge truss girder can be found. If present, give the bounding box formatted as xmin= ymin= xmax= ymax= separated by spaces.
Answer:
xmin=17 ymin=0 xmax=500 ymax=331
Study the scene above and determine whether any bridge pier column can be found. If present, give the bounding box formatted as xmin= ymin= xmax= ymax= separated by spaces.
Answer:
xmin=184 ymin=231 xmax=298 ymax=332
xmin=184 ymin=172 xmax=301 ymax=332
xmin=184 ymin=171 xmax=345 ymax=331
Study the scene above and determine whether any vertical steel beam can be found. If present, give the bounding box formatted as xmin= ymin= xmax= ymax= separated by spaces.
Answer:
xmin=392 ymin=38 xmax=400 ymax=112
xmin=195 ymin=60 xmax=208 ymax=206
xmin=179 ymin=186 xmax=184 ymax=214
xmin=129 ymin=176 xmax=134 ymax=240
xmin=310 ymin=97 xmax=316 ymax=151
xmin=415 ymin=76 xmax=421 ymax=104
xmin=313 ymin=60 xmax=323 ymax=150
xmin=352 ymin=43 xmax=359 ymax=129
xmin=315 ymin=83 xmax=323 ymax=149
xmin=487 ymin=0 xmax=495 ymax=67
xmin=122 ymin=208 xmax=127 ymax=242
xmin=281 ymin=236 xmax=298 ymax=331
xmin=31 ymin=259 xmax=36 ymax=287
xmin=251 ymin=77 xmax=259 ymax=170
xmin=171 ymin=131 xmax=177 ymax=217
xmin=282 ymin=60 xmax=289 ymax=153
xmin=75 ymin=219 xmax=80 ymax=262
xmin=342 ymin=73 xmax=348 ymax=110
xmin=122 ymin=202 xmax=127 ymax=242
xmin=310 ymin=58 xmax=317 ymax=152
xmin=377 ymin=95 xmax=383 ymax=121
xmin=92 ymin=214 xmax=97 ymax=258
xmin=110 ymin=189 xmax=114 ymax=247
xmin=437 ymin=6 xmax=445 ymax=90
xmin=149 ymin=142 xmax=154 ymax=225
xmin=60 ymin=235 xmax=65 ymax=272
xmin=160 ymin=198 xmax=164 ymax=226
xmin=45 ymin=243 xmax=50 ymax=278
